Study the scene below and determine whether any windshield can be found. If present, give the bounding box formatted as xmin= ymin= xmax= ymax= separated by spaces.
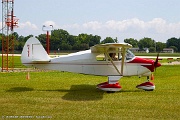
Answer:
xmin=126 ymin=49 xmax=135 ymax=60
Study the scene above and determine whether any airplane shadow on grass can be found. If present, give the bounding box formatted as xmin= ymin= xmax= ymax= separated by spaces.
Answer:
xmin=6 ymin=85 xmax=104 ymax=101
xmin=47 ymin=84 xmax=104 ymax=101
xmin=56 ymin=85 xmax=145 ymax=101
xmin=6 ymin=87 xmax=34 ymax=92
xmin=6 ymin=85 xmax=144 ymax=101
xmin=46 ymin=84 xmax=143 ymax=101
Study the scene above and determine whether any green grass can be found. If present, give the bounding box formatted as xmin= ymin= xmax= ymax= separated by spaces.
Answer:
xmin=0 ymin=65 xmax=180 ymax=120
xmin=0 ymin=56 xmax=26 ymax=68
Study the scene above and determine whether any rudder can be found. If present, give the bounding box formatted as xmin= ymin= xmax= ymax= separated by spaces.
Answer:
xmin=21 ymin=37 xmax=50 ymax=65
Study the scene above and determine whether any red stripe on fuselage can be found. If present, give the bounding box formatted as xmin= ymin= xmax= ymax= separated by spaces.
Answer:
xmin=128 ymin=57 xmax=155 ymax=72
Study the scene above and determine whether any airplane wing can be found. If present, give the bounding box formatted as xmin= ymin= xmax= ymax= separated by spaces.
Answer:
xmin=90 ymin=43 xmax=132 ymax=53
xmin=90 ymin=43 xmax=132 ymax=75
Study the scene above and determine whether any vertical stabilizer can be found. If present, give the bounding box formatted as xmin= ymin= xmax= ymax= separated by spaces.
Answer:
xmin=21 ymin=37 xmax=50 ymax=64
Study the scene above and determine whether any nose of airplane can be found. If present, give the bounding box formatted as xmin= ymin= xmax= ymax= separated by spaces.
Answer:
xmin=154 ymin=53 xmax=161 ymax=69
xmin=154 ymin=62 xmax=161 ymax=68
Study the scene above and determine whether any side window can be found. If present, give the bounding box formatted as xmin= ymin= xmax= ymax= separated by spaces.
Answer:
xmin=96 ymin=54 xmax=106 ymax=61
xmin=109 ymin=53 xmax=118 ymax=61
xmin=126 ymin=49 xmax=135 ymax=60
xmin=118 ymin=53 xmax=122 ymax=60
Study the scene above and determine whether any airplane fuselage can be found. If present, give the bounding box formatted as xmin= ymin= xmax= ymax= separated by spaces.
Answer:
xmin=24 ymin=50 xmax=152 ymax=77
xmin=21 ymin=37 xmax=161 ymax=91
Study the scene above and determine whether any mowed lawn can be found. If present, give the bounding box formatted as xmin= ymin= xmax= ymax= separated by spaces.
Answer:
xmin=0 ymin=65 xmax=180 ymax=120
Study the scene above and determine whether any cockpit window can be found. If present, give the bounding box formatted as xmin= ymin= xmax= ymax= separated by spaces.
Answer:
xmin=126 ymin=49 xmax=135 ymax=60
xmin=96 ymin=49 xmax=135 ymax=61
xmin=96 ymin=54 xmax=106 ymax=61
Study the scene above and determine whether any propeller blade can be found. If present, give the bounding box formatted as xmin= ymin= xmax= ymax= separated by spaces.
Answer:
xmin=154 ymin=53 xmax=159 ymax=67
xmin=154 ymin=53 xmax=161 ymax=70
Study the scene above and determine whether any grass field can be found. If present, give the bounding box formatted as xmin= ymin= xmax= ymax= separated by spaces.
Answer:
xmin=0 ymin=56 xmax=26 ymax=68
xmin=0 ymin=65 xmax=180 ymax=120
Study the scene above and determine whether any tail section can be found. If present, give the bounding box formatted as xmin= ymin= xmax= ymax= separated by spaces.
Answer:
xmin=21 ymin=37 xmax=50 ymax=65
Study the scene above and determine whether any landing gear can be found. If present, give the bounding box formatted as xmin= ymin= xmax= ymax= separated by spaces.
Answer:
xmin=97 ymin=82 xmax=122 ymax=92
xmin=136 ymin=76 xmax=155 ymax=91
xmin=97 ymin=76 xmax=122 ymax=92
xmin=97 ymin=76 xmax=155 ymax=92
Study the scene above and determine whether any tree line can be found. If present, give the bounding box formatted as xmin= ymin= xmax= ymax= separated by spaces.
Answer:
xmin=0 ymin=29 xmax=180 ymax=52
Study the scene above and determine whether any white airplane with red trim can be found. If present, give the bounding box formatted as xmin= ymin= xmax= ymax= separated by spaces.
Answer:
xmin=21 ymin=37 xmax=161 ymax=92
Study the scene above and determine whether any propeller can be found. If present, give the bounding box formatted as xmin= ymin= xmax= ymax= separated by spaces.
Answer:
xmin=151 ymin=53 xmax=161 ymax=80
xmin=154 ymin=53 xmax=159 ymax=68
xmin=154 ymin=53 xmax=161 ymax=70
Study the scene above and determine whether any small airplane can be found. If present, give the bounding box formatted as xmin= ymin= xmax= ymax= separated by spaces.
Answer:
xmin=21 ymin=37 xmax=161 ymax=92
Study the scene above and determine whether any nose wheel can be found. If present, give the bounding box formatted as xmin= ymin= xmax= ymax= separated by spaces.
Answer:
xmin=136 ymin=76 xmax=155 ymax=91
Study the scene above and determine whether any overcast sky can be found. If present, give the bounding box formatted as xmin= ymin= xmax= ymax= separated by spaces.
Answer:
xmin=1 ymin=0 xmax=180 ymax=43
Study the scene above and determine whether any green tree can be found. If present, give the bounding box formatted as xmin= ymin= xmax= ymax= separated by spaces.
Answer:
xmin=60 ymin=41 xmax=72 ymax=50
xmin=16 ymin=35 xmax=33 ymax=51
xmin=68 ymin=35 xmax=76 ymax=47
xmin=15 ymin=35 xmax=24 ymax=51
xmin=72 ymin=43 xmax=81 ymax=50
xmin=36 ymin=34 xmax=46 ymax=49
xmin=13 ymin=32 xmax=19 ymax=40
xmin=166 ymin=37 xmax=180 ymax=52
xmin=149 ymin=47 xmax=155 ymax=53
xmin=50 ymin=29 xmax=70 ymax=50
xmin=78 ymin=33 xmax=90 ymax=44
xmin=24 ymin=35 xmax=34 ymax=41
xmin=170 ymin=46 xmax=178 ymax=52
xmin=76 ymin=33 xmax=90 ymax=49
xmin=124 ymin=38 xmax=138 ymax=47
xmin=4 ymin=28 xmax=180 ymax=52
xmin=75 ymin=33 xmax=100 ymax=50
xmin=101 ymin=37 xmax=116 ymax=44
xmin=156 ymin=42 xmax=166 ymax=52
xmin=138 ymin=37 xmax=154 ymax=50
xmin=89 ymin=35 xmax=101 ymax=47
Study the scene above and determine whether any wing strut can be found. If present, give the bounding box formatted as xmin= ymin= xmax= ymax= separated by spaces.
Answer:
xmin=121 ymin=47 xmax=126 ymax=75
xmin=105 ymin=52 xmax=121 ymax=75
xmin=105 ymin=47 xmax=126 ymax=76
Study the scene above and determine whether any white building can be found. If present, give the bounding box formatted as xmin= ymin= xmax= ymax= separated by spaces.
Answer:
xmin=163 ymin=48 xmax=174 ymax=53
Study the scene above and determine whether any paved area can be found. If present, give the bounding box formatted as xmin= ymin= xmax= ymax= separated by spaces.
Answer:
xmin=162 ymin=61 xmax=180 ymax=65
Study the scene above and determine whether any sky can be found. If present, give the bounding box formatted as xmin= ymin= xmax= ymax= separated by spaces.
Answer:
xmin=1 ymin=0 xmax=180 ymax=43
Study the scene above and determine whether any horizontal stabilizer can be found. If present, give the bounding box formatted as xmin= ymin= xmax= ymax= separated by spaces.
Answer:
xmin=32 ymin=60 xmax=50 ymax=62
